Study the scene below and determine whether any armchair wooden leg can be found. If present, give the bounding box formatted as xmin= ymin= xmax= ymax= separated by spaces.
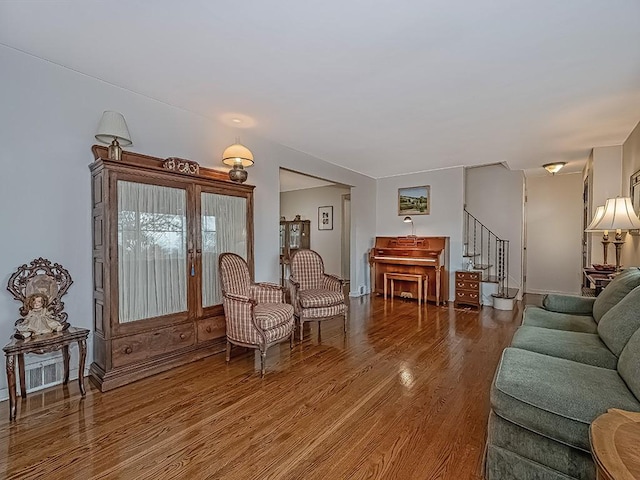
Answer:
xmin=290 ymin=330 xmax=294 ymax=349
xmin=299 ymin=319 xmax=304 ymax=342
xmin=225 ymin=341 xmax=231 ymax=362
xmin=260 ymin=349 xmax=266 ymax=377
xmin=343 ymin=312 xmax=347 ymax=334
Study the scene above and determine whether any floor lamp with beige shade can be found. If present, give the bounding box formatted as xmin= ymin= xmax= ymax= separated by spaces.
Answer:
xmin=585 ymin=205 xmax=611 ymax=266
xmin=590 ymin=197 xmax=640 ymax=271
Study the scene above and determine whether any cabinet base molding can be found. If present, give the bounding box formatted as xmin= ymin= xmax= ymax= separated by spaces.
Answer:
xmin=89 ymin=338 xmax=226 ymax=392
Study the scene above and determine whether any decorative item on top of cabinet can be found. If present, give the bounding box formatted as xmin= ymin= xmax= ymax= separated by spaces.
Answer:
xmin=454 ymin=271 xmax=481 ymax=309
xmin=89 ymin=145 xmax=254 ymax=391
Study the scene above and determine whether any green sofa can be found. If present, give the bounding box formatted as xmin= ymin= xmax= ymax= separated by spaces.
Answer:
xmin=485 ymin=268 xmax=640 ymax=480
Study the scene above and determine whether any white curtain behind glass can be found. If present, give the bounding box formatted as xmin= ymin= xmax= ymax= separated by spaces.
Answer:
xmin=118 ymin=181 xmax=187 ymax=323
xmin=202 ymin=193 xmax=247 ymax=307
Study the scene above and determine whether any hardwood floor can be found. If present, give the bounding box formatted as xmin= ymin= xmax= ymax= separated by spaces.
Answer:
xmin=0 ymin=296 xmax=522 ymax=479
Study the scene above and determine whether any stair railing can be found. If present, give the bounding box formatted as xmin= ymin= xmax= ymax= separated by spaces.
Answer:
xmin=463 ymin=209 xmax=511 ymax=299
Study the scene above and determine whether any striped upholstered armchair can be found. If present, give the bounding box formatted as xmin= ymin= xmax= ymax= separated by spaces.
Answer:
xmin=288 ymin=249 xmax=347 ymax=341
xmin=218 ymin=253 xmax=294 ymax=376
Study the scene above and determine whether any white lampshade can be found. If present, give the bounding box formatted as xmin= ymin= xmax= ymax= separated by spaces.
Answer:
xmin=403 ymin=216 xmax=413 ymax=223
xmin=95 ymin=111 xmax=132 ymax=146
xmin=585 ymin=206 xmax=606 ymax=232
xmin=222 ymin=143 xmax=254 ymax=167
xmin=591 ymin=197 xmax=640 ymax=231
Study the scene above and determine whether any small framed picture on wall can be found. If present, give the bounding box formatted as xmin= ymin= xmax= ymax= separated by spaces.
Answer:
xmin=318 ymin=206 xmax=333 ymax=230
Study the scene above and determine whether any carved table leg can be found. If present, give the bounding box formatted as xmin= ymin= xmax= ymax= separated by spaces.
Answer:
xmin=6 ymin=355 xmax=17 ymax=421
xmin=17 ymin=354 xmax=26 ymax=399
xmin=62 ymin=345 xmax=70 ymax=384
xmin=78 ymin=339 xmax=87 ymax=397
xmin=435 ymin=266 xmax=441 ymax=306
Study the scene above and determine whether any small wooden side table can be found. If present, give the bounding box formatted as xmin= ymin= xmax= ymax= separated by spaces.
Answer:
xmin=3 ymin=326 xmax=89 ymax=421
xmin=590 ymin=408 xmax=640 ymax=480
xmin=383 ymin=272 xmax=428 ymax=305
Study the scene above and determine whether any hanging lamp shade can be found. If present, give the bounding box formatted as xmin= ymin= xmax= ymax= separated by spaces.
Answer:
xmin=222 ymin=143 xmax=254 ymax=168
xmin=585 ymin=206 xmax=606 ymax=231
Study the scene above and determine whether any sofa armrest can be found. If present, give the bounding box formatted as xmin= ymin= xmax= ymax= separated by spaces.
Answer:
xmin=542 ymin=294 xmax=595 ymax=315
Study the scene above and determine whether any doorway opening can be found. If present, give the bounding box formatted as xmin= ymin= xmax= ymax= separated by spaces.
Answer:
xmin=279 ymin=168 xmax=352 ymax=287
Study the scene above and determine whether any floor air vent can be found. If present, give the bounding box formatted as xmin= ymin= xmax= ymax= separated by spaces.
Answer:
xmin=25 ymin=360 xmax=64 ymax=393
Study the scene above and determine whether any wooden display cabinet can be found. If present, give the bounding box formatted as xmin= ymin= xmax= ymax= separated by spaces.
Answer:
xmin=279 ymin=217 xmax=310 ymax=284
xmin=89 ymin=146 xmax=254 ymax=391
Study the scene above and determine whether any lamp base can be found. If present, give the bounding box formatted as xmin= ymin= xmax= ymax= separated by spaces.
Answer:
xmin=613 ymin=240 xmax=625 ymax=272
xmin=228 ymin=165 xmax=248 ymax=183
xmin=108 ymin=138 xmax=122 ymax=161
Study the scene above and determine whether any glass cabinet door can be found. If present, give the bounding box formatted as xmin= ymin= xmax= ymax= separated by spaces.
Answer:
xmin=201 ymin=192 xmax=247 ymax=308
xmin=289 ymin=223 xmax=301 ymax=249
xmin=117 ymin=181 xmax=188 ymax=323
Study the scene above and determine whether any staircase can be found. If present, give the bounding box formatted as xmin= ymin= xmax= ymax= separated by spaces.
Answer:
xmin=463 ymin=209 xmax=518 ymax=307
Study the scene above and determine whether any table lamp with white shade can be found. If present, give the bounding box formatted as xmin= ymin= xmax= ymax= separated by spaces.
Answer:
xmin=95 ymin=111 xmax=132 ymax=161
xmin=585 ymin=205 xmax=611 ymax=265
xmin=590 ymin=197 xmax=640 ymax=271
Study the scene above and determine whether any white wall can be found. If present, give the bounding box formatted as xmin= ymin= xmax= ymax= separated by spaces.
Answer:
xmin=621 ymin=120 xmax=640 ymax=267
xmin=280 ymin=185 xmax=350 ymax=276
xmin=590 ymin=145 xmax=623 ymax=264
xmin=465 ymin=164 xmax=524 ymax=294
xmin=376 ymin=167 xmax=464 ymax=301
xmin=525 ymin=173 xmax=583 ymax=295
xmin=0 ymin=45 xmax=376 ymax=398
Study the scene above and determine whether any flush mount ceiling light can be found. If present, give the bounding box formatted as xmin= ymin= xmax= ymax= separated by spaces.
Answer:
xmin=543 ymin=162 xmax=566 ymax=175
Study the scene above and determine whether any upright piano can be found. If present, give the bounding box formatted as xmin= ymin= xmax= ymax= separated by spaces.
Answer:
xmin=369 ymin=236 xmax=449 ymax=305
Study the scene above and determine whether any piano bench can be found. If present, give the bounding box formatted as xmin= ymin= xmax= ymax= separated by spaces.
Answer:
xmin=383 ymin=272 xmax=428 ymax=305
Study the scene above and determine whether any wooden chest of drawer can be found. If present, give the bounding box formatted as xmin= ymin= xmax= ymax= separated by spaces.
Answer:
xmin=112 ymin=323 xmax=195 ymax=368
xmin=454 ymin=271 xmax=481 ymax=308
xmin=196 ymin=315 xmax=226 ymax=343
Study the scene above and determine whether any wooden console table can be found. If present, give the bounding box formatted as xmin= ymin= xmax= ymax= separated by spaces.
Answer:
xmin=590 ymin=409 xmax=640 ymax=479
xmin=3 ymin=327 xmax=89 ymax=421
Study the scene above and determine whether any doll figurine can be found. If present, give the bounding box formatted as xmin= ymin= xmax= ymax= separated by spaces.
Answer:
xmin=14 ymin=293 xmax=64 ymax=339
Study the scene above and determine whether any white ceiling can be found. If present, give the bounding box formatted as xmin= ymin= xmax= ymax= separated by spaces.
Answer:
xmin=2 ymin=1 xmax=640 ymax=178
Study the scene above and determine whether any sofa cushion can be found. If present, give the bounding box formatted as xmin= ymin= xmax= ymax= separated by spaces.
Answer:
xmin=592 ymin=267 xmax=640 ymax=323
xmin=618 ymin=328 xmax=640 ymax=400
xmin=542 ymin=294 xmax=596 ymax=315
xmin=597 ymin=285 xmax=640 ymax=356
xmin=487 ymin=412 xmax=595 ymax=480
xmin=521 ymin=305 xmax=597 ymax=333
xmin=510 ymin=326 xmax=617 ymax=369
xmin=491 ymin=348 xmax=640 ymax=452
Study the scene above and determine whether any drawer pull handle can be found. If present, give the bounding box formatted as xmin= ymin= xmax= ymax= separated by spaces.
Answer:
xmin=124 ymin=347 xmax=132 ymax=354
xmin=180 ymin=333 xmax=186 ymax=340
xmin=457 ymin=282 xmax=464 ymax=287
xmin=206 ymin=326 xmax=212 ymax=333
xmin=470 ymin=294 xmax=478 ymax=298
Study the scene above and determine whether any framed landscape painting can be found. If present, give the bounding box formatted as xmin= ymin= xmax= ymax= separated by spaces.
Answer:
xmin=398 ymin=186 xmax=430 ymax=215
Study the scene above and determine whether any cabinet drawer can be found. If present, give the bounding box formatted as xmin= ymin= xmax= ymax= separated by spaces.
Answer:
xmin=456 ymin=280 xmax=479 ymax=292
xmin=197 ymin=316 xmax=226 ymax=343
xmin=456 ymin=271 xmax=480 ymax=281
xmin=112 ymin=323 xmax=195 ymax=368
xmin=456 ymin=290 xmax=480 ymax=302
